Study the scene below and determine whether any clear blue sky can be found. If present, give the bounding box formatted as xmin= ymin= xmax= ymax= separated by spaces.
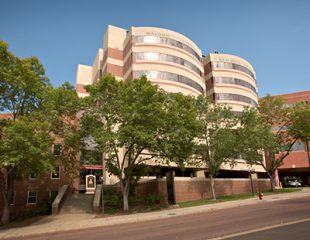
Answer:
xmin=1 ymin=0 xmax=309 ymax=97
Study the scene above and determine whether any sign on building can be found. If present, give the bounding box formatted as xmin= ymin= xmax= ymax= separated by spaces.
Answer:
xmin=86 ymin=174 xmax=96 ymax=194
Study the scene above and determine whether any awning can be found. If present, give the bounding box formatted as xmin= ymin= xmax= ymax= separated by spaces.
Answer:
xmin=81 ymin=165 xmax=103 ymax=170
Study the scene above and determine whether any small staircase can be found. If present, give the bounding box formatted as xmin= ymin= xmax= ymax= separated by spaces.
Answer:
xmin=60 ymin=193 xmax=93 ymax=214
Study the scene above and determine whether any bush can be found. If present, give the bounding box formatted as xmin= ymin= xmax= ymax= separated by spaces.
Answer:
xmin=103 ymin=187 xmax=122 ymax=208
xmin=129 ymin=195 xmax=143 ymax=206
xmin=143 ymin=193 xmax=160 ymax=205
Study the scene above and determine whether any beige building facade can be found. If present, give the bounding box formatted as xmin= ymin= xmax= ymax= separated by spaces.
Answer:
xmin=76 ymin=25 xmax=266 ymax=184
xmin=76 ymin=25 xmax=205 ymax=97
xmin=203 ymin=53 xmax=258 ymax=112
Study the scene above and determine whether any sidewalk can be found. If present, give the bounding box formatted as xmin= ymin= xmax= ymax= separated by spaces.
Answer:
xmin=1 ymin=188 xmax=310 ymax=239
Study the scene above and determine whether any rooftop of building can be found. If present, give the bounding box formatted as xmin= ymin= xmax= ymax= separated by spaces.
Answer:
xmin=271 ymin=90 xmax=310 ymax=104
xmin=0 ymin=113 xmax=13 ymax=120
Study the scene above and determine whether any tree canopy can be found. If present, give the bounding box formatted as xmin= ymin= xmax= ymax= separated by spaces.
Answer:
xmin=239 ymin=95 xmax=308 ymax=191
xmin=81 ymin=75 xmax=199 ymax=210
xmin=194 ymin=95 xmax=239 ymax=200
xmin=0 ymin=40 xmax=80 ymax=224
xmin=0 ymin=40 xmax=50 ymax=120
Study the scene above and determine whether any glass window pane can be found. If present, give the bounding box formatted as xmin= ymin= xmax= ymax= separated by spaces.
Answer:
xmin=28 ymin=191 xmax=37 ymax=204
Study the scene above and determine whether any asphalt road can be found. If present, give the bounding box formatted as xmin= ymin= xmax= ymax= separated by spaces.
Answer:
xmin=227 ymin=220 xmax=310 ymax=240
xmin=7 ymin=196 xmax=310 ymax=240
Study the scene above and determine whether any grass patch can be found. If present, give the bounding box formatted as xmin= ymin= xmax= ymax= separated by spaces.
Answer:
xmin=262 ymin=188 xmax=302 ymax=195
xmin=102 ymin=204 xmax=169 ymax=216
xmin=178 ymin=193 xmax=253 ymax=208
xmin=178 ymin=188 xmax=303 ymax=208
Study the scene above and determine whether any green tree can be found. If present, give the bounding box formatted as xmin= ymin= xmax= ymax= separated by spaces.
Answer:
xmin=239 ymin=95 xmax=302 ymax=191
xmin=81 ymin=75 xmax=199 ymax=210
xmin=0 ymin=40 xmax=51 ymax=224
xmin=158 ymin=93 xmax=200 ymax=168
xmin=0 ymin=118 xmax=54 ymax=224
xmin=0 ymin=40 xmax=81 ymax=224
xmin=36 ymin=82 xmax=81 ymax=177
xmin=289 ymin=103 xmax=310 ymax=165
xmin=0 ymin=83 xmax=80 ymax=224
xmin=238 ymin=107 xmax=280 ymax=191
xmin=257 ymin=95 xmax=298 ymax=190
xmin=194 ymin=95 xmax=239 ymax=200
xmin=0 ymin=40 xmax=50 ymax=120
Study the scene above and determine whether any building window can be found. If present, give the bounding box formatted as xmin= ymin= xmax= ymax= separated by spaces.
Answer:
xmin=134 ymin=35 xmax=201 ymax=61
xmin=282 ymin=142 xmax=306 ymax=152
xmin=212 ymin=61 xmax=255 ymax=79
xmin=133 ymin=70 xmax=204 ymax=94
xmin=27 ymin=191 xmax=37 ymax=204
xmin=53 ymin=144 xmax=61 ymax=155
xmin=213 ymin=77 xmax=258 ymax=95
xmin=133 ymin=52 xmax=202 ymax=76
xmin=51 ymin=166 xmax=60 ymax=179
xmin=10 ymin=192 xmax=15 ymax=205
xmin=215 ymin=93 xmax=258 ymax=107
xmin=29 ymin=173 xmax=37 ymax=180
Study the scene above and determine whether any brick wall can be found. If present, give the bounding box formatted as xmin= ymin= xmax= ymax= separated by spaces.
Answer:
xmin=137 ymin=177 xmax=271 ymax=204
xmin=0 ymin=166 xmax=70 ymax=220
xmin=136 ymin=179 xmax=168 ymax=204
xmin=279 ymin=151 xmax=309 ymax=169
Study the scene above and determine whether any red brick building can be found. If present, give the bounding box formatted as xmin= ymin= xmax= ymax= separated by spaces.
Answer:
xmin=0 ymin=167 xmax=70 ymax=220
xmin=272 ymin=91 xmax=310 ymax=187
xmin=0 ymin=113 xmax=71 ymax=220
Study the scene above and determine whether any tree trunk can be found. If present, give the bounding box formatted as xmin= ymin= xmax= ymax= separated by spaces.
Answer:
xmin=121 ymin=182 xmax=130 ymax=211
xmin=270 ymin=173 xmax=276 ymax=192
xmin=0 ymin=170 xmax=10 ymax=225
xmin=210 ymin=175 xmax=216 ymax=200
xmin=1 ymin=192 xmax=9 ymax=225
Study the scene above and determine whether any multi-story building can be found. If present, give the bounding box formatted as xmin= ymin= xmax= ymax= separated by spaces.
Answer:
xmin=76 ymin=25 xmax=205 ymax=98
xmin=272 ymin=91 xmax=310 ymax=187
xmin=203 ymin=53 xmax=258 ymax=112
xmin=76 ymin=25 xmax=265 ymax=184
xmin=202 ymin=52 xmax=263 ymax=177
xmin=1 ymin=25 xmax=273 ymax=218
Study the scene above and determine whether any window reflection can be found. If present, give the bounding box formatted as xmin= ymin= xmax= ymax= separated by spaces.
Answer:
xmin=210 ymin=77 xmax=257 ymax=95
xmin=215 ymin=93 xmax=258 ymax=107
xmin=143 ymin=36 xmax=158 ymax=43
xmin=281 ymin=142 xmax=305 ymax=152
xmin=133 ymin=70 xmax=204 ymax=93
xmin=134 ymin=36 xmax=201 ymax=61
xmin=212 ymin=62 xmax=255 ymax=79
xmin=133 ymin=52 xmax=202 ymax=76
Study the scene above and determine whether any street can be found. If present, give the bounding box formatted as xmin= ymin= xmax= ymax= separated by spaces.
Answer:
xmin=5 ymin=196 xmax=310 ymax=240
xmin=227 ymin=219 xmax=310 ymax=240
